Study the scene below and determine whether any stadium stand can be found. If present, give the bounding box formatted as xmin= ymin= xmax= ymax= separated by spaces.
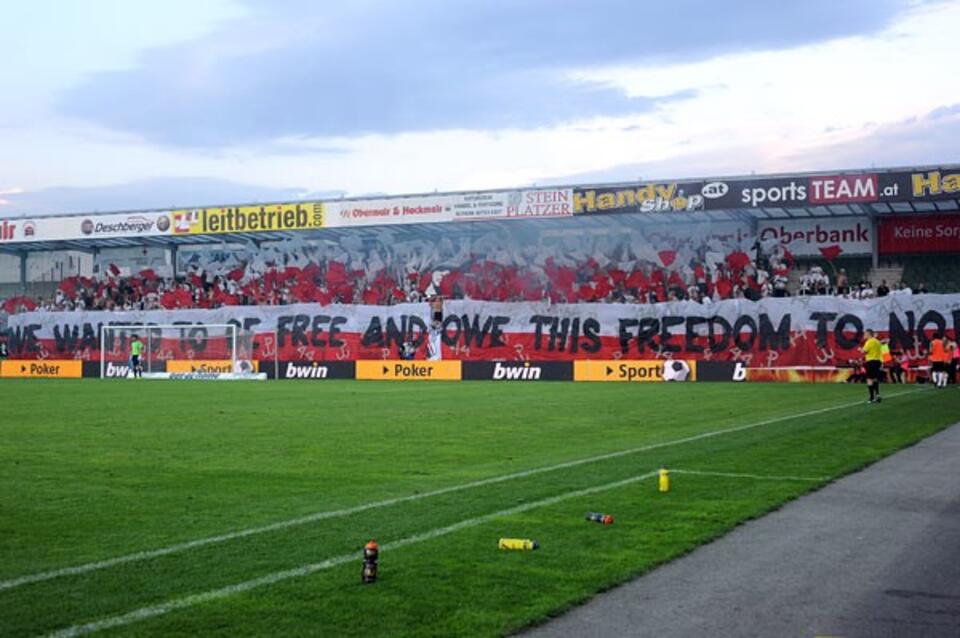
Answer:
xmin=4 ymin=166 xmax=959 ymax=315
xmin=900 ymin=254 xmax=960 ymax=294
xmin=1 ymin=222 xmax=804 ymax=313
xmin=3 ymin=230 xmax=951 ymax=316
xmin=792 ymin=256 xmax=872 ymax=295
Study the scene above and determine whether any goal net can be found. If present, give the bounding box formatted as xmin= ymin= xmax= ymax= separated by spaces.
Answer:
xmin=99 ymin=324 xmax=267 ymax=380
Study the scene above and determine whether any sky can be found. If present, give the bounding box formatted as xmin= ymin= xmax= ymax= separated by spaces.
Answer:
xmin=0 ymin=0 xmax=958 ymax=215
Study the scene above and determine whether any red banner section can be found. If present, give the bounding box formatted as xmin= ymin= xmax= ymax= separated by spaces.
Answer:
xmin=878 ymin=215 xmax=960 ymax=254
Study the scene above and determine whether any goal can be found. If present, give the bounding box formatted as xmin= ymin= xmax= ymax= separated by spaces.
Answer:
xmin=99 ymin=324 xmax=266 ymax=379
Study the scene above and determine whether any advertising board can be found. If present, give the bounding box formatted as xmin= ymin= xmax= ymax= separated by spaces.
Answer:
xmin=757 ymin=218 xmax=872 ymax=256
xmin=1 ymin=360 xmax=82 ymax=378
xmin=461 ymin=361 xmax=573 ymax=381
xmin=172 ymin=202 xmax=323 ymax=235
xmin=573 ymin=360 xmax=696 ymax=382
xmin=878 ymin=215 xmax=960 ymax=254
xmin=326 ymin=189 xmax=573 ymax=227
xmin=0 ymin=212 xmax=173 ymax=243
xmin=355 ymin=360 xmax=461 ymax=380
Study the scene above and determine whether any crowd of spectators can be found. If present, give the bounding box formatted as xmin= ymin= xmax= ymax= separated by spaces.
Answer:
xmin=0 ymin=227 xmax=928 ymax=315
xmin=797 ymin=266 xmax=925 ymax=299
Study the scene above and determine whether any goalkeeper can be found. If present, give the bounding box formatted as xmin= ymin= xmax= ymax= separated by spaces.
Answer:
xmin=130 ymin=335 xmax=144 ymax=378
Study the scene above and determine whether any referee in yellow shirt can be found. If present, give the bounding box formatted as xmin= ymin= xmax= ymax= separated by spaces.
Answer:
xmin=861 ymin=329 xmax=884 ymax=403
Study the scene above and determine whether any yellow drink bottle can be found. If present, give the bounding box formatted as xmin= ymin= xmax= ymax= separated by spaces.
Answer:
xmin=498 ymin=538 xmax=539 ymax=550
xmin=658 ymin=468 xmax=670 ymax=492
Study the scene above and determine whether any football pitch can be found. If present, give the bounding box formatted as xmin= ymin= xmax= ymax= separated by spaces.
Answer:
xmin=1 ymin=380 xmax=958 ymax=637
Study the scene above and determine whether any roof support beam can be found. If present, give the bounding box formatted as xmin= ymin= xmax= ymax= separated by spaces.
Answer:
xmin=19 ymin=251 xmax=27 ymax=291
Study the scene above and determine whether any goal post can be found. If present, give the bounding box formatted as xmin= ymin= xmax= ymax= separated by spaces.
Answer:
xmin=99 ymin=324 xmax=269 ymax=380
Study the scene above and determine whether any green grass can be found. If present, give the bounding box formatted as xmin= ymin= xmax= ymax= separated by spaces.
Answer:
xmin=0 ymin=380 xmax=958 ymax=637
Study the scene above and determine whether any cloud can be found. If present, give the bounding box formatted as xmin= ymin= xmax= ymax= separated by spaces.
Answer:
xmin=535 ymin=103 xmax=960 ymax=186
xmin=784 ymin=102 xmax=960 ymax=169
xmin=0 ymin=177 xmax=343 ymax=216
xmin=4 ymin=104 xmax=956 ymax=218
xmin=60 ymin=0 xmax=917 ymax=147
xmin=533 ymin=148 xmax=774 ymax=186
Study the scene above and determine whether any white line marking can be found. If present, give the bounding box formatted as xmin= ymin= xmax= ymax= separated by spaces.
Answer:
xmin=2 ymin=388 xmax=921 ymax=593
xmin=670 ymin=469 xmax=828 ymax=482
xmin=43 ymin=471 xmax=661 ymax=638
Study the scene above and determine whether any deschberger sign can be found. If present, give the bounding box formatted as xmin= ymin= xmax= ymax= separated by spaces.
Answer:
xmin=79 ymin=213 xmax=171 ymax=238
xmin=0 ymin=212 xmax=173 ymax=243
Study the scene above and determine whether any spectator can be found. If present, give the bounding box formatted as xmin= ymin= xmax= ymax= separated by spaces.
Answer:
xmin=799 ymin=266 xmax=829 ymax=296
xmin=888 ymin=351 xmax=904 ymax=384
xmin=892 ymin=281 xmax=913 ymax=296
xmin=836 ymin=268 xmax=849 ymax=295
xmin=772 ymin=273 xmax=790 ymax=297
xmin=798 ymin=269 xmax=813 ymax=296
xmin=951 ymin=339 xmax=960 ymax=385
xmin=876 ymin=280 xmax=890 ymax=297
xmin=846 ymin=360 xmax=867 ymax=384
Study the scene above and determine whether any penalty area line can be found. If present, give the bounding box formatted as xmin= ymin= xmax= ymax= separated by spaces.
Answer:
xmin=1 ymin=387 xmax=921 ymax=593
xmin=43 ymin=471 xmax=661 ymax=638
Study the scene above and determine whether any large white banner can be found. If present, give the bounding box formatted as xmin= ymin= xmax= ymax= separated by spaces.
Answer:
xmin=9 ymin=295 xmax=959 ymax=338
xmin=757 ymin=217 xmax=872 ymax=257
xmin=6 ymin=294 xmax=959 ymax=365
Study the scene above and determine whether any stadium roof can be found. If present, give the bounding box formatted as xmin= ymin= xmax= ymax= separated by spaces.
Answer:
xmin=1 ymin=163 xmax=958 ymax=254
